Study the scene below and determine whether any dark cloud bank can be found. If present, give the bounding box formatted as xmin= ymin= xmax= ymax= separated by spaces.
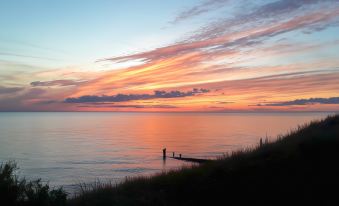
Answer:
xmin=78 ymin=104 xmax=177 ymax=109
xmin=259 ymin=97 xmax=339 ymax=106
xmin=65 ymin=88 xmax=210 ymax=103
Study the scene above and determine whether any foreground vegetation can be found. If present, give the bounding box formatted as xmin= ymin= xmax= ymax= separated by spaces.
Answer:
xmin=2 ymin=114 xmax=339 ymax=205
xmin=0 ymin=162 xmax=67 ymax=206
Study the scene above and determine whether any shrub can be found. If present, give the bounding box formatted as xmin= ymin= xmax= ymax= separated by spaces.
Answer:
xmin=0 ymin=161 xmax=67 ymax=206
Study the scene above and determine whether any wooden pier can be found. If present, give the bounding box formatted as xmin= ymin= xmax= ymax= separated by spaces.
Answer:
xmin=162 ymin=148 xmax=211 ymax=163
xmin=170 ymin=156 xmax=211 ymax=163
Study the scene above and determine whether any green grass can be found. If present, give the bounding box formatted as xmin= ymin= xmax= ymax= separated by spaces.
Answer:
xmin=2 ymin=114 xmax=339 ymax=205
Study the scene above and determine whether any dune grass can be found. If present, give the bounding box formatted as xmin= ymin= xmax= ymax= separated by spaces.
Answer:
xmin=2 ymin=114 xmax=339 ymax=205
xmin=67 ymin=114 xmax=339 ymax=206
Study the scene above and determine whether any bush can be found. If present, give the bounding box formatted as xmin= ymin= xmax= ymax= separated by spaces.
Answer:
xmin=0 ymin=161 xmax=67 ymax=206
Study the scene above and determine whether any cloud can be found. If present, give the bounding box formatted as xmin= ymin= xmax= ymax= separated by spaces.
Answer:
xmin=0 ymin=52 xmax=60 ymax=61
xmin=216 ymin=101 xmax=234 ymax=104
xmin=171 ymin=0 xmax=230 ymax=24
xmin=30 ymin=79 xmax=85 ymax=87
xmin=35 ymin=100 xmax=60 ymax=105
xmin=191 ymin=0 xmax=337 ymax=40
xmin=102 ymin=1 xmax=339 ymax=65
xmin=91 ymin=0 xmax=339 ymax=104
xmin=187 ymin=70 xmax=339 ymax=99
xmin=65 ymin=88 xmax=210 ymax=103
xmin=258 ymin=97 xmax=339 ymax=106
xmin=172 ymin=0 xmax=324 ymax=24
xmin=2 ymin=1 xmax=339 ymax=112
xmin=0 ymin=88 xmax=46 ymax=111
xmin=78 ymin=104 xmax=177 ymax=109
xmin=0 ymin=86 xmax=24 ymax=94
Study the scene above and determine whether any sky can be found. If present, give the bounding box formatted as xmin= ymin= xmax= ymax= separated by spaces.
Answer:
xmin=1 ymin=0 xmax=339 ymax=112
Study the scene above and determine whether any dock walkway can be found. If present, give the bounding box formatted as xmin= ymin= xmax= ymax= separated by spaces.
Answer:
xmin=170 ymin=156 xmax=212 ymax=163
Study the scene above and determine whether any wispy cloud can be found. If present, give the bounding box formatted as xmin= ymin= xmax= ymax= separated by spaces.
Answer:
xmin=0 ymin=86 xmax=24 ymax=94
xmin=190 ymin=0 xmax=338 ymax=40
xmin=31 ymin=79 xmax=86 ymax=87
xmin=171 ymin=0 xmax=230 ymax=24
xmin=0 ymin=52 xmax=61 ymax=61
xmin=103 ymin=1 xmax=339 ymax=65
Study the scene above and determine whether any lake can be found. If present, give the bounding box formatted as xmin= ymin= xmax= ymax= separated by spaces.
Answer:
xmin=0 ymin=112 xmax=333 ymax=193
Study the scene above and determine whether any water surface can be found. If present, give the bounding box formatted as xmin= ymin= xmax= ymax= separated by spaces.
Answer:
xmin=0 ymin=112 xmax=332 ymax=192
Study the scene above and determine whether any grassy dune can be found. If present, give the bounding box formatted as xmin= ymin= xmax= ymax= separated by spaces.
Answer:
xmin=68 ymin=114 xmax=339 ymax=206
xmin=2 ymin=115 xmax=339 ymax=206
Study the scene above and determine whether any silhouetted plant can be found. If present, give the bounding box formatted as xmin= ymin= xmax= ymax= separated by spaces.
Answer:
xmin=0 ymin=161 xmax=24 ymax=205
xmin=0 ymin=161 xmax=67 ymax=206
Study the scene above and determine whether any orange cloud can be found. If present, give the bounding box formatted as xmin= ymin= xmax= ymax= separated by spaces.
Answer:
xmin=1 ymin=1 xmax=339 ymax=111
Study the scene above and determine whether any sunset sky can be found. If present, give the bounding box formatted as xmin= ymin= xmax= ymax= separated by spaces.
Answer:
xmin=1 ymin=0 xmax=339 ymax=112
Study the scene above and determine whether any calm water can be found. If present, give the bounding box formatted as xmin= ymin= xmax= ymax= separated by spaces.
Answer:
xmin=0 ymin=112 xmax=333 ymax=192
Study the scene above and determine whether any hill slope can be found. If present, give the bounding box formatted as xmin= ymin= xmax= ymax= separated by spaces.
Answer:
xmin=69 ymin=115 xmax=339 ymax=206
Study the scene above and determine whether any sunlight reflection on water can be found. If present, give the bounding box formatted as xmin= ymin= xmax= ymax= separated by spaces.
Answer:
xmin=0 ymin=112 xmax=332 ymax=192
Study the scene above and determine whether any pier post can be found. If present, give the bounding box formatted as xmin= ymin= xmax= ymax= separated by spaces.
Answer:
xmin=173 ymin=152 xmax=175 ymax=157
xmin=179 ymin=154 xmax=182 ymax=159
xmin=163 ymin=148 xmax=167 ymax=159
